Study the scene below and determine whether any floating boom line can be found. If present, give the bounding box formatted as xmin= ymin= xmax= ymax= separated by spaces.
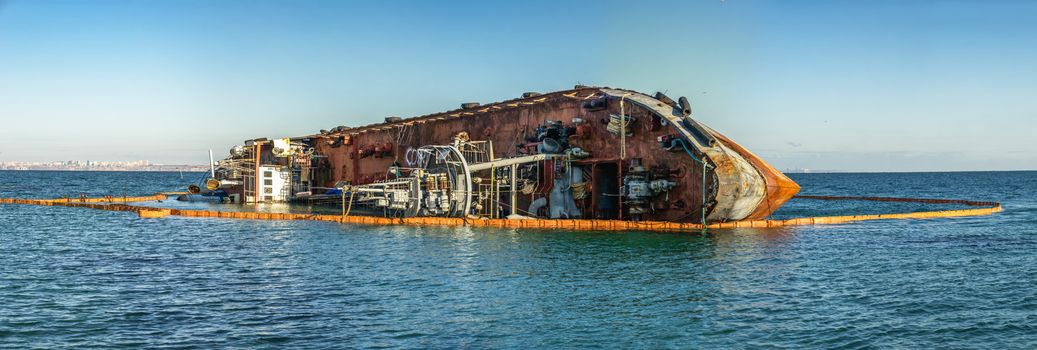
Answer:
xmin=1 ymin=194 xmax=1003 ymax=232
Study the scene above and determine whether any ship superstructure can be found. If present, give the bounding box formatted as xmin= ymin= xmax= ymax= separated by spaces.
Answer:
xmin=203 ymin=86 xmax=799 ymax=224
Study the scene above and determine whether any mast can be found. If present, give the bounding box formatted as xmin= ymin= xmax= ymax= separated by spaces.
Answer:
xmin=208 ymin=149 xmax=215 ymax=178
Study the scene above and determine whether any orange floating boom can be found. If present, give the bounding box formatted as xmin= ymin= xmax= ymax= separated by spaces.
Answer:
xmin=0 ymin=194 xmax=1002 ymax=232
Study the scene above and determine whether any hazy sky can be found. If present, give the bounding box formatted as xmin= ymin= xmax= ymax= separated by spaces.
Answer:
xmin=1 ymin=0 xmax=1034 ymax=171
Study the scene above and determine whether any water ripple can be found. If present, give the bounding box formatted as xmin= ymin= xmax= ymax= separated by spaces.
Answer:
xmin=1 ymin=171 xmax=1036 ymax=348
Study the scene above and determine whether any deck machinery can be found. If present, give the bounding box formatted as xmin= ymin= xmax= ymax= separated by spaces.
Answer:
xmin=204 ymin=86 xmax=800 ymax=224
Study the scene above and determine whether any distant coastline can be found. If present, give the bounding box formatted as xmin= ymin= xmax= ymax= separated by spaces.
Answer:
xmin=0 ymin=163 xmax=208 ymax=171
xmin=0 ymin=161 xmax=208 ymax=172
xmin=784 ymin=169 xmax=1036 ymax=174
xmin=0 ymin=168 xmax=208 ymax=172
xmin=4 ymin=166 xmax=1031 ymax=173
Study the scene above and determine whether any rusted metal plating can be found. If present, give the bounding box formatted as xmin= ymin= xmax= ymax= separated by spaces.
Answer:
xmin=308 ymin=87 xmax=798 ymax=223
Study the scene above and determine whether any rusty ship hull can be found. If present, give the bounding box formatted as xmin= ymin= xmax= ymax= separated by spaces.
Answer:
xmin=210 ymin=86 xmax=799 ymax=224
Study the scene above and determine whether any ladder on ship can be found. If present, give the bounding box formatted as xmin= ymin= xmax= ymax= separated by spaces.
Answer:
xmin=241 ymin=145 xmax=257 ymax=204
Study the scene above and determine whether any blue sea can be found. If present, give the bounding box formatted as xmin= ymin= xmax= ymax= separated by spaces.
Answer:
xmin=1 ymin=170 xmax=1035 ymax=349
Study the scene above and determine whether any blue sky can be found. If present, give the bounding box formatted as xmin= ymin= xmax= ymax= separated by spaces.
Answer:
xmin=0 ymin=0 xmax=1034 ymax=171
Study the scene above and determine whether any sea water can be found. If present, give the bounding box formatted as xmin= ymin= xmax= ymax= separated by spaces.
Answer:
xmin=1 ymin=170 xmax=1035 ymax=348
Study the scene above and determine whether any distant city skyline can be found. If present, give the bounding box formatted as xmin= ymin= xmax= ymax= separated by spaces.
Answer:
xmin=0 ymin=1 xmax=1034 ymax=171
xmin=0 ymin=159 xmax=208 ymax=171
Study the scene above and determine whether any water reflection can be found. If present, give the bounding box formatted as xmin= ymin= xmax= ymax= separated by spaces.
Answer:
xmin=709 ymin=227 xmax=799 ymax=260
xmin=139 ymin=200 xmax=342 ymax=214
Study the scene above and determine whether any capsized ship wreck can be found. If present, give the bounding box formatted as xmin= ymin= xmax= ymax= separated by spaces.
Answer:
xmin=200 ymin=86 xmax=800 ymax=224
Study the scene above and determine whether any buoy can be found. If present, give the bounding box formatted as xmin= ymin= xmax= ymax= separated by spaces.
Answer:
xmin=205 ymin=178 xmax=221 ymax=191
